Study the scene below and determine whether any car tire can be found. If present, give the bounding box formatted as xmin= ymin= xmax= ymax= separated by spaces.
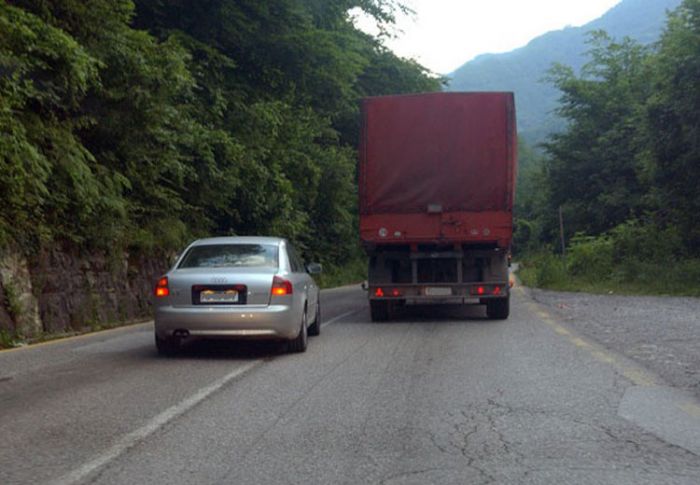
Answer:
xmin=287 ymin=310 xmax=308 ymax=353
xmin=308 ymin=302 xmax=321 ymax=336
xmin=370 ymin=300 xmax=389 ymax=322
xmin=486 ymin=296 xmax=510 ymax=320
xmin=155 ymin=334 xmax=179 ymax=356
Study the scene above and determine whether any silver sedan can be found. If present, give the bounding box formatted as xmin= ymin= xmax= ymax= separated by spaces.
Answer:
xmin=153 ymin=236 xmax=321 ymax=355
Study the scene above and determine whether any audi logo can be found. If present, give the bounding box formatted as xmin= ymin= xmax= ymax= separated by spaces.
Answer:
xmin=210 ymin=277 xmax=228 ymax=284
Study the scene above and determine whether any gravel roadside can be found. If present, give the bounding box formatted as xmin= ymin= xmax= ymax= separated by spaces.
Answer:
xmin=527 ymin=288 xmax=700 ymax=399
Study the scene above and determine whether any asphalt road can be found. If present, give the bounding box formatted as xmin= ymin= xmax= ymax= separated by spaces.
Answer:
xmin=2 ymin=284 xmax=700 ymax=485
xmin=529 ymin=288 xmax=700 ymax=400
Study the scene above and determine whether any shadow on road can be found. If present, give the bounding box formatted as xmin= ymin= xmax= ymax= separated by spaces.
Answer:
xmin=153 ymin=338 xmax=287 ymax=360
xmin=359 ymin=303 xmax=503 ymax=325
xmin=150 ymin=304 xmax=503 ymax=359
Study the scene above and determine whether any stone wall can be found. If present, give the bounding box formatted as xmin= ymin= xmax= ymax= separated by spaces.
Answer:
xmin=0 ymin=250 xmax=41 ymax=338
xmin=0 ymin=245 xmax=167 ymax=339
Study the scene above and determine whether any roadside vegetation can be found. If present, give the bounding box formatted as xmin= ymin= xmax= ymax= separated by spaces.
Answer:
xmin=316 ymin=258 xmax=367 ymax=289
xmin=515 ymin=0 xmax=700 ymax=297
xmin=518 ymin=226 xmax=700 ymax=297
xmin=0 ymin=0 xmax=442 ymax=277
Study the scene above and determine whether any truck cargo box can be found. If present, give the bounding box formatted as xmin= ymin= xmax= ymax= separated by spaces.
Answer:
xmin=359 ymin=92 xmax=517 ymax=248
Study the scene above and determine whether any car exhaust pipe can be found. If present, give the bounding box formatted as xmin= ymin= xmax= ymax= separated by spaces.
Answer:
xmin=173 ymin=329 xmax=190 ymax=339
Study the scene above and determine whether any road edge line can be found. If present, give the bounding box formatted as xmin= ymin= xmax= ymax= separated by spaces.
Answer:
xmin=53 ymin=360 xmax=262 ymax=485
xmin=516 ymin=285 xmax=659 ymax=388
xmin=0 ymin=321 xmax=153 ymax=355
xmin=321 ymin=309 xmax=363 ymax=329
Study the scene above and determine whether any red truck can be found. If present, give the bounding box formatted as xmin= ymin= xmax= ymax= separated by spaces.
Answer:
xmin=359 ymin=92 xmax=517 ymax=321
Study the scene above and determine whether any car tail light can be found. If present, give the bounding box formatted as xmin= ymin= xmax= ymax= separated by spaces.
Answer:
xmin=155 ymin=277 xmax=169 ymax=297
xmin=271 ymin=276 xmax=293 ymax=296
xmin=375 ymin=287 xmax=384 ymax=297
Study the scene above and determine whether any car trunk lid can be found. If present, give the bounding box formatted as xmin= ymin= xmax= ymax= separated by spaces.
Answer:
xmin=167 ymin=267 xmax=277 ymax=307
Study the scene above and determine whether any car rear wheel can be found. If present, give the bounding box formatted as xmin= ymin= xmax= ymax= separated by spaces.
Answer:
xmin=287 ymin=310 xmax=308 ymax=353
xmin=486 ymin=296 xmax=510 ymax=320
xmin=155 ymin=335 xmax=180 ymax=357
xmin=308 ymin=302 xmax=321 ymax=336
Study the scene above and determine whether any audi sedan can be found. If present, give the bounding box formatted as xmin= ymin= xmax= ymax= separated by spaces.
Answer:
xmin=153 ymin=237 xmax=321 ymax=355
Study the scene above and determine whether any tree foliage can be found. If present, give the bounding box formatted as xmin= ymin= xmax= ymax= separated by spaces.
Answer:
xmin=0 ymin=0 xmax=442 ymax=266
xmin=520 ymin=0 xmax=700 ymax=257
xmin=542 ymin=31 xmax=652 ymax=239
xmin=643 ymin=0 xmax=700 ymax=249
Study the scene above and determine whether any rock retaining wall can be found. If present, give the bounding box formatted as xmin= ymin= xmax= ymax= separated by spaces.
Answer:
xmin=0 ymin=245 xmax=167 ymax=339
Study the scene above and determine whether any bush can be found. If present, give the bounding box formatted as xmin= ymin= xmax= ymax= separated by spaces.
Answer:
xmin=566 ymin=233 xmax=614 ymax=281
xmin=518 ymin=252 xmax=569 ymax=288
xmin=519 ymin=220 xmax=700 ymax=296
xmin=609 ymin=220 xmax=685 ymax=263
xmin=316 ymin=257 xmax=367 ymax=289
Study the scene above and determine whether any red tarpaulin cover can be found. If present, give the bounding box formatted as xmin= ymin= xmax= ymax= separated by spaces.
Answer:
xmin=359 ymin=92 xmax=517 ymax=246
xmin=360 ymin=92 xmax=516 ymax=214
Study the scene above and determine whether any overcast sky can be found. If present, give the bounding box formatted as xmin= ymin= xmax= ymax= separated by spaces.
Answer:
xmin=354 ymin=0 xmax=622 ymax=74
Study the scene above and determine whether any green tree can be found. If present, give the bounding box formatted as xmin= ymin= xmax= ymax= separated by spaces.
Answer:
xmin=643 ymin=0 xmax=700 ymax=252
xmin=2 ymin=0 xmax=442 ymax=273
xmin=0 ymin=3 xmax=101 ymax=247
xmin=542 ymin=31 xmax=652 ymax=241
xmin=513 ymin=139 xmax=550 ymax=254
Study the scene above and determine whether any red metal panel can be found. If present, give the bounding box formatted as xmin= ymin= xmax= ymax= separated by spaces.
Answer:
xmin=360 ymin=212 xmax=513 ymax=247
xmin=359 ymin=92 xmax=517 ymax=247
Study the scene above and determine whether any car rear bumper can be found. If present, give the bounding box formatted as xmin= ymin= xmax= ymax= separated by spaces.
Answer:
xmin=154 ymin=304 xmax=300 ymax=340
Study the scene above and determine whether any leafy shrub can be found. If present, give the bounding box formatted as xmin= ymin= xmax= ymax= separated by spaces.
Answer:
xmin=566 ymin=233 xmax=614 ymax=281
xmin=609 ymin=220 xmax=685 ymax=263
xmin=518 ymin=252 xmax=568 ymax=288
xmin=520 ymin=220 xmax=700 ymax=296
xmin=316 ymin=258 xmax=367 ymax=289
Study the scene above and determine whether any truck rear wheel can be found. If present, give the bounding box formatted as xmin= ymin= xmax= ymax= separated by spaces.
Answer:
xmin=370 ymin=300 xmax=390 ymax=322
xmin=486 ymin=296 xmax=510 ymax=320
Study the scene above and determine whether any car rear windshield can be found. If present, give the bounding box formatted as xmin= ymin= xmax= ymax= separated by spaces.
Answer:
xmin=178 ymin=244 xmax=279 ymax=269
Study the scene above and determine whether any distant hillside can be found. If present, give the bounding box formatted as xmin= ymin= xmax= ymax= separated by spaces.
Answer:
xmin=447 ymin=0 xmax=682 ymax=144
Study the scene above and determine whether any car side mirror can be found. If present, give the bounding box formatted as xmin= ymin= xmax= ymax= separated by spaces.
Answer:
xmin=306 ymin=262 xmax=322 ymax=275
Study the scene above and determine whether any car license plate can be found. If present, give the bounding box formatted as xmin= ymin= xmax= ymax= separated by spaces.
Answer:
xmin=200 ymin=289 xmax=239 ymax=303
xmin=425 ymin=287 xmax=452 ymax=296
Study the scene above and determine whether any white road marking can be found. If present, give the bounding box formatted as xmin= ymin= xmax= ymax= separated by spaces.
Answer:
xmin=321 ymin=309 xmax=363 ymax=328
xmin=53 ymin=360 xmax=262 ymax=485
xmin=55 ymin=307 xmax=362 ymax=484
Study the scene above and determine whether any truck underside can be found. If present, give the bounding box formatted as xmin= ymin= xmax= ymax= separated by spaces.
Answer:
xmin=366 ymin=243 xmax=510 ymax=321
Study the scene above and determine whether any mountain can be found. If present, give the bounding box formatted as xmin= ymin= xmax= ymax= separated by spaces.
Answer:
xmin=447 ymin=0 xmax=683 ymax=144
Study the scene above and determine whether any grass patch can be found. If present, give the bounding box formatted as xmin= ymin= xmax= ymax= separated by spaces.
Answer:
xmin=316 ymin=257 xmax=367 ymax=289
xmin=518 ymin=252 xmax=700 ymax=297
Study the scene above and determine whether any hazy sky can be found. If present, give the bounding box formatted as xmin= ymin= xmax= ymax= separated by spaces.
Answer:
xmin=355 ymin=0 xmax=622 ymax=74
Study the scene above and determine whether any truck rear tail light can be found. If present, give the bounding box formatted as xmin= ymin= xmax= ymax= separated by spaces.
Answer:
xmin=271 ymin=276 xmax=293 ymax=296
xmin=155 ymin=277 xmax=169 ymax=297
xmin=374 ymin=287 xmax=403 ymax=297
xmin=469 ymin=285 xmax=504 ymax=296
